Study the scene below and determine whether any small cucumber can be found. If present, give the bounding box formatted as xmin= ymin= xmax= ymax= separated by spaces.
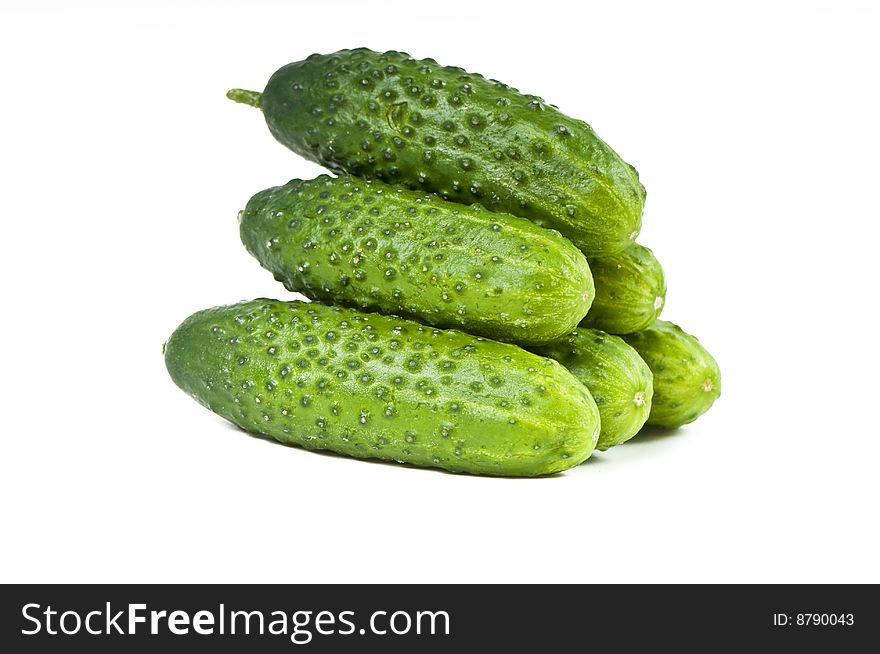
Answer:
xmin=532 ymin=329 xmax=653 ymax=449
xmin=622 ymin=320 xmax=721 ymax=428
xmin=164 ymin=299 xmax=600 ymax=476
xmin=581 ymin=242 xmax=666 ymax=334
xmin=240 ymin=175 xmax=593 ymax=345
xmin=228 ymin=48 xmax=645 ymax=257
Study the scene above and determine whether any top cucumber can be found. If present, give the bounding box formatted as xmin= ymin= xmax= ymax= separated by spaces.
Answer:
xmin=228 ymin=48 xmax=646 ymax=257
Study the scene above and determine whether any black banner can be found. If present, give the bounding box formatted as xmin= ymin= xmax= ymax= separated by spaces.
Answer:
xmin=1 ymin=584 xmax=875 ymax=651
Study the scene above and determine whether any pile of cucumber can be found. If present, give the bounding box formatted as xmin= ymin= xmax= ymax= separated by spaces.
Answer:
xmin=165 ymin=48 xmax=720 ymax=477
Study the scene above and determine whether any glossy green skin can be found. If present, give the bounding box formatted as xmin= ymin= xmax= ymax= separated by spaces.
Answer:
xmin=532 ymin=329 xmax=653 ymax=450
xmin=164 ymin=299 xmax=600 ymax=476
xmin=230 ymin=48 xmax=645 ymax=257
xmin=581 ymin=243 xmax=666 ymax=334
xmin=240 ymin=175 xmax=593 ymax=345
xmin=622 ymin=321 xmax=721 ymax=428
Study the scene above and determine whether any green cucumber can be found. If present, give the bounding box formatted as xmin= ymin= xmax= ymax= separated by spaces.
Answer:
xmin=581 ymin=242 xmax=666 ymax=334
xmin=240 ymin=175 xmax=593 ymax=345
xmin=228 ymin=48 xmax=645 ymax=257
xmin=532 ymin=329 xmax=652 ymax=449
xmin=621 ymin=320 xmax=721 ymax=428
xmin=164 ymin=299 xmax=600 ymax=476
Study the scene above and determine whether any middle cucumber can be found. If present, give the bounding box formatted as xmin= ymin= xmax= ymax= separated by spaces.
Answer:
xmin=240 ymin=175 xmax=594 ymax=345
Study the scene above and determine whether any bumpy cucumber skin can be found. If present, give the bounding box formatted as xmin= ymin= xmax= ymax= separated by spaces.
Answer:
xmin=164 ymin=299 xmax=600 ymax=476
xmin=532 ymin=329 xmax=653 ymax=450
xmin=622 ymin=321 xmax=720 ymax=428
xmin=252 ymin=48 xmax=645 ymax=257
xmin=581 ymin=243 xmax=666 ymax=334
xmin=240 ymin=175 xmax=593 ymax=345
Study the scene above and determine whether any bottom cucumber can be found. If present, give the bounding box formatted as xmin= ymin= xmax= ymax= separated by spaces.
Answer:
xmin=164 ymin=299 xmax=600 ymax=476
xmin=532 ymin=329 xmax=653 ymax=449
xmin=622 ymin=320 xmax=721 ymax=428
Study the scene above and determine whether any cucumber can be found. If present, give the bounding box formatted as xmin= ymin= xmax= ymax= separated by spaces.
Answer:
xmin=532 ymin=329 xmax=652 ymax=449
xmin=621 ymin=321 xmax=721 ymax=428
xmin=581 ymin=242 xmax=666 ymax=334
xmin=164 ymin=299 xmax=600 ymax=476
xmin=240 ymin=175 xmax=593 ymax=345
xmin=228 ymin=48 xmax=645 ymax=257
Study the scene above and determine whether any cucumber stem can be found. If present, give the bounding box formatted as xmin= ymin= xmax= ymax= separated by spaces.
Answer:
xmin=226 ymin=88 xmax=263 ymax=108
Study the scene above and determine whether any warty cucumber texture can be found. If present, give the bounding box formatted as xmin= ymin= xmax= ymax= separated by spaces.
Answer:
xmin=240 ymin=175 xmax=593 ymax=345
xmin=622 ymin=320 xmax=721 ymax=428
xmin=581 ymin=242 xmax=666 ymax=334
xmin=532 ymin=328 xmax=653 ymax=450
xmin=164 ymin=299 xmax=601 ymax=476
xmin=228 ymin=48 xmax=645 ymax=257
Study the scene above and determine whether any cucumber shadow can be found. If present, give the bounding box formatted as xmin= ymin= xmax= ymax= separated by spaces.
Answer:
xmin=625 ymin=425 xmax=683 ymax=446
xmin=574 ymin=426 xmax=683 ymax=467
xmin=221 ymin=421 xmax=566 ymax=480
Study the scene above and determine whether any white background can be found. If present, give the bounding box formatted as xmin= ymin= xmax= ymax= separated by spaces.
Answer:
xmin=1 ymin=0 xmax=878 ymax=583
